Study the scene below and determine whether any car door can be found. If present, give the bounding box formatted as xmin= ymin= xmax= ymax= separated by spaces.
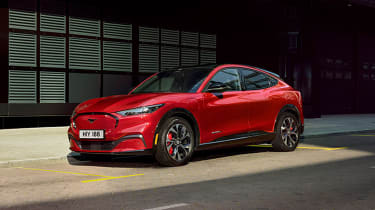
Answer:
xmin=240 ymin=68 xmax=283 ymax=132
xmin=200 ymin=68 xmax=250 ymax=143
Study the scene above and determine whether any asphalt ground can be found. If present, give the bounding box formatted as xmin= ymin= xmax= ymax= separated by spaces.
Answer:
xmin=0 ymin=131 xmax=375 ymax=210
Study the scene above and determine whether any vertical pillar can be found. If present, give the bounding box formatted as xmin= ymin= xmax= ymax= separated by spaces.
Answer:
xmin=0 ymin=6 xmax=9 ymax=103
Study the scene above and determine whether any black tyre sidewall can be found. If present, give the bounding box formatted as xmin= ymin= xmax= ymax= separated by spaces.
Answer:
xmin=272 ymin=112 xmax=300 ymax=152
xmin=155 ymin=117 xmax=195 ymax=166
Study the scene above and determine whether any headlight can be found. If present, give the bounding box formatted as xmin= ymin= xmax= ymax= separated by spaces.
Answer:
xmin=116 ymin=104 xmax=164 ymax=116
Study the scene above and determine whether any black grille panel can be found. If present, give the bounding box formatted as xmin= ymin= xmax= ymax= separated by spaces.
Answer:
xmin=77 ymin=140 xmax=118 ymax=151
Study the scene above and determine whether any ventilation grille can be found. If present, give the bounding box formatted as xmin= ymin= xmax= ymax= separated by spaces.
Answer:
xmin=181 ymin=31 xmax=198 ymax=47
xmin=200 ymin=33 xmax=216 ymax=49
xmin=9 ymin=32 xmax=37 ymax=67
xmin=161 ymin=29 xmax=179 ymax=45
xmin=139 ymin=27 xmax=159 ymax=43
xmin=103 ymin=22 xmax=132 ymax=40
xmin=200 ymin=50 xmax=216 ymax=64
xmin=9 ymin=10 xmax=36 ymax=31
xmin=161 ymin=46 xmax=179 ymax=70
xmin=69 ymin=37 xmax=100 ymax=70
xmin=40 ymin=14 xmax=66 ymax=33
xmin=139 ymin=44 xmax=159 ymax=72
xmin=103 ymin=41 xmax=132 ymax=72
xmin=40 ymin=71 xmax=65 ymax=103
xmin=9 ymin=70 xmax=36 ymax=104
xmin=40 ymin=36 xmax=65 ymax=68
xmin=181 ymin=48 xmax=199 ymax=67
xmin=69 ymin=17 xmax=100 ymax=37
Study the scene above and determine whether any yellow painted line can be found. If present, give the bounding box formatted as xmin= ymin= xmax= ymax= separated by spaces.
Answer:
xmin=248 ymin=145 xmax=347 ymax=151
xmin=14 ymin=167 xmax=111 ymax=178
xmin=154 ymin=133 xmax=159 ymax=145
xmin=81 ymin=173 xmax=144 ymax=183
xmin=351 ymin=134 xmax=375 ymax=137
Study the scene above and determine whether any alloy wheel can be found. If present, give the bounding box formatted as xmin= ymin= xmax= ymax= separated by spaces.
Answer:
xmin=280 ymin=117 xmax=299 ymax=147
xmin=165 ymin=123 xmax=193 ymax=161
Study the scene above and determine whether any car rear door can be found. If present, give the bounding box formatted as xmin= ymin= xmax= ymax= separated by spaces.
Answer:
xmin=200 ymin=68 xmax=250 ymax=143
xmin=240 ymin=68 xmax=284 ymax=132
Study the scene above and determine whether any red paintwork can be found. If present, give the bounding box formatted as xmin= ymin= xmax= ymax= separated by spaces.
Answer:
xmin=68 ymin=64 xmax=304 ymax=154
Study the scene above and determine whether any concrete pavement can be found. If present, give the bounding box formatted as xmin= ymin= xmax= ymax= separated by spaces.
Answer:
xmin=1 ymin=132 xmax=375 ymax=209
xmin=0 ymin=114 xmax=374 ymax=166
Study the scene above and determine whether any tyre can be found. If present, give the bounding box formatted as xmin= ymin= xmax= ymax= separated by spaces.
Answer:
xmin=272 ymin=112 xmax=300 ymax=152
xmin=154 ymin=117 xmax=195 ymax=166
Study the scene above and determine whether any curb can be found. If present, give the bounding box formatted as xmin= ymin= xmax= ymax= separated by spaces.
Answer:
xmin=301 ymin=129 xmax=375 ymax=139
xmin=0 ymin=156 xmax=68 ymax=168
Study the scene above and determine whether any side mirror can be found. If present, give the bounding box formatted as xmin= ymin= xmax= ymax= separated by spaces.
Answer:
xmin=206 ymin=82 xmax=231 ymax=93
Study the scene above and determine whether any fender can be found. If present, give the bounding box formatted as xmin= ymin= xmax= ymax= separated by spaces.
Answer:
xmin=153 ymin=108 xmax=201 ymax=150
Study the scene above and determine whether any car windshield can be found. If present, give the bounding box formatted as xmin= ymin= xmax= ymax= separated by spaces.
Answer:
xmin=131 ymin=66 xmax=215 ymax=94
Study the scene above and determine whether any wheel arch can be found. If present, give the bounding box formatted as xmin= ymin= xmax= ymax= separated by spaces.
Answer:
xmin=154 ymin=108 xmax=200 ymax=150
xmin=274 ymin=104 xmax=302 ymax=132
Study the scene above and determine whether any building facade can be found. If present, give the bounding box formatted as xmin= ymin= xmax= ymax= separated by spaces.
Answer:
xmin=0 ymin=0 xmax=375 ymax=128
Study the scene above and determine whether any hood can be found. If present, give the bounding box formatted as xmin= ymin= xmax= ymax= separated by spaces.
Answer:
xmin=75 ymin=93 xmax=170 ymax=113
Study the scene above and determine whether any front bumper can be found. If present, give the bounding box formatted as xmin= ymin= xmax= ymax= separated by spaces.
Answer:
xmin=68 ymin=111 xmax=160 ymax=154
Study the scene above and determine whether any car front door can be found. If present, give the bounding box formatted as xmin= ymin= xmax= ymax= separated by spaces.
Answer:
xmin=200 ymin=68 xmax=250 ymax=143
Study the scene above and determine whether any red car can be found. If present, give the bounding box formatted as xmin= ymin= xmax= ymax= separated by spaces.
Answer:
xmin=68 ymin=64 xmax=304 ymax=166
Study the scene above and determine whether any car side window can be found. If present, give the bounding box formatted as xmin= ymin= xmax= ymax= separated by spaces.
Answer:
xmin=241 ymin=68 xmax=278 ymax=90
xmin=207 ymin=68 xmax=242 ymax=91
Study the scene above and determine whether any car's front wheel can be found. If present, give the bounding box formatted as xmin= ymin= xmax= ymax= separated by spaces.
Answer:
xmin=154 ymin=117 xmax=195 ymax=166
xmin=272 ymin=112 xmax=300 ymax=152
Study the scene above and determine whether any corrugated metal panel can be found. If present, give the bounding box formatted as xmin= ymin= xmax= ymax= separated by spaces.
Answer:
xmin=200 ymin=49 xmax=216 ymax=64
xmin=181 ymin=31 xmax=198 ymax=47
xmin=139 ymin=44 xmax=159 ymax=72
xmin=161 ymin=46 xmax=179 ymax=70
xmin=69 ymin=17 xmax=100 ymax=37
xmin=103 ymin=41 xmax=132 ymax=72
xmin=69 ymin=37 xmax=100 ymax=70
xmin=139 ymin=26 xmax=159 ymax=43
xmin=40 ymin=13 xmax=66 ymax=33
xmin=181 ymin=48 xmax=198 ymax=67
xmin=9 ymin=70 xmax=36 ymax=104
xmin=200 ymin=33 xmax=216 ymax=49
xmin=40 ymin=71 xmax=65 ymax=103
xmin=9 ymin=10 xmax=36 ymax=31
xmin=9 ymin=32 xmax=37 ymax=67
xmin=161 ymin=29 xmax=179 ymax=45
xmin=103 ymin=22 xmax=132 ymax=40
xmin=40 ymin=36 xmax=65 ymax=68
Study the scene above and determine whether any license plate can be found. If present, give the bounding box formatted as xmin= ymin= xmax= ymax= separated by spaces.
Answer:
xmin=79 ymin=130 xmax=105 ymax=139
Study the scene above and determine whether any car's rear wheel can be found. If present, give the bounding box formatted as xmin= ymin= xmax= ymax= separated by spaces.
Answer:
xmin=272 ymin=112 xmax=300 ymax=152
xmin=154 ymin=117 xmax=195 ymax=166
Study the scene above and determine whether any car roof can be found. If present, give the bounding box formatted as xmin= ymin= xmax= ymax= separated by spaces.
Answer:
xmin=163 ymin=63 xmax=281 ymax=79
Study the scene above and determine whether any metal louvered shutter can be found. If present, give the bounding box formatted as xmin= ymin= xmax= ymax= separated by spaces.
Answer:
xmin=40 ymin=71 xmax=65 ymax=103
xmin=9 ymin=10 xmax=36 ymax=30
xmin=181 ymin=31 xmax=198 ymax=47
xmin=139 ymin=27 xmax=159 ymax=43
xmin=103 ymin=22 xmax=132 ymax=40
xmin=161 ymin=46 xmax=179 ymax=70
xmin=103 ymin=41 xmax=132 ymax=72
xmin=161 ymin=29 xmax=179 ymax=45
xmin=40 ymin=36 xmax=65 ymax=68
xmin=181 ymin=48 xmax=198 ymax=67
xmin=139 ymin=44 xmax=159 ymax=72
xmin=200 ymin=49 xmax=216 ymax=64
xmin=69 ymin=37 xmax=100 ymax=70
xmin=9 ymin=32 xmax=37 ymax=67
xmin=200 ymin=33 xmax=216 ymax=49
xmin=40 ymin=14 xmax=66 ymax=33
xmin=69 ymin=17 xmax=100 ymax=37
xmin=9 ymin=70 xmax=36 ymax=103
